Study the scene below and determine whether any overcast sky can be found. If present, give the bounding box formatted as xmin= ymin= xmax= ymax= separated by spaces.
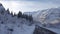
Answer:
xmin=0 ymin=0 xmax=60 ymax=13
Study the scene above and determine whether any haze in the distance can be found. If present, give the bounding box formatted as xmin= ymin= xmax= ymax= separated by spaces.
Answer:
xmin=0 ymin=0 xmax=60 ymax=14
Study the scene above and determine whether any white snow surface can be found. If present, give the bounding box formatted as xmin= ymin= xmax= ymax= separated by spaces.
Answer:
xmin=0 ymin=4 xmax=35 ymax=34
xmin=0 ymin=24 xmax=35 ymax=34
xmin=0 ymin=4 xmax=60 ymax=34
xmin=12 ymin=24 xmax=35 ymax=34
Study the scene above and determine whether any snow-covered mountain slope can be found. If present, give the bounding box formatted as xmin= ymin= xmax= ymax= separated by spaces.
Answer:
xmin=0 ymin=3 xmax=35 ymax=34
xmin=23 ymin=11 xmax=42 ymax=21
xmin=0 ymin=3 xmax=59 ymax=34
xmin=24 ymin=7 xmax=60 ymax=29
xmin=37 ymin=8 xmax=60 ymax=23
xmin=26 ymin=8 xmax=60 ymax=27
xmin=34 ymin=8 xmax=60 ymax=28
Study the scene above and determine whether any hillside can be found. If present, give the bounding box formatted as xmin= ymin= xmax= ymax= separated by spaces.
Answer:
xmin=0 ymin=3 xmax=58 ymax=34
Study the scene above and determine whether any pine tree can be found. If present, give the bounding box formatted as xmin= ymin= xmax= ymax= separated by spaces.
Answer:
xmin=6 ymin=8 xmax=10 ymax=14
xmin=14 ymin=13 xmax=17 ymax=16
xmin=21 ymin=14 xmax=25 ymax=18
xmin=17 ymin=11 xmax=22 ymax=18
xmin=1 ymin=10 xmax=4 ymax=15
xmin=0 ymin=3 xmax=2 ymax=6
xmin=11 ymin=12 xmax=14 ymax=17
xmin=29 ymin=15 xmax=33 ymax=21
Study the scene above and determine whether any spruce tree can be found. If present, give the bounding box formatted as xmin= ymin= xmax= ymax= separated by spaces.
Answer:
xmin=11 ymin=12 xmax=14 ymax=17
xmin=14 ymin=13 xmax=16 ymax=16
xmin=6 ymin=8 xmax=10 ymax=14
xmin=29 ymin=15 xmax=33 ymax=21
xmin=17 ymin=11 xmax=22 ymax=18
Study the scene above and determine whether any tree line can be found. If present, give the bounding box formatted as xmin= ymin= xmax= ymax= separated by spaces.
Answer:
xmin=6 ymin=9 xmax=33 ymax=22
xmin=17 ymin=11 xmax=33 ymax=22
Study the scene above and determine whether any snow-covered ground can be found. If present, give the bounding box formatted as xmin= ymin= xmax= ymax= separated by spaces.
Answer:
xmin=0 ymin=24 xmax=35 ymax=34
xmin=0 ymin=3 xmax=60 ymax=34
xmin=45 ymin=27 xmax=60 ymax=34
xmin=0 ymin=3 xmax=35 ymax=34
xmin=12 ymin=24 xmax=35 ymax=34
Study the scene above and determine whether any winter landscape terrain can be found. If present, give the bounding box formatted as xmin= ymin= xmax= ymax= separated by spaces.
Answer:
xmin=0 ymin=3 xmax=60 ymax=34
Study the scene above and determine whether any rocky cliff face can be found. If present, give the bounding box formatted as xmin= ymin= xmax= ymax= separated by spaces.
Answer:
xmin=33 ymin=25 xmax=56 ymax=34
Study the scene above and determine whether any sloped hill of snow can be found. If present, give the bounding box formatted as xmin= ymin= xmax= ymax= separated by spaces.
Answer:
xmin=31 ymin=8 xmax=60 ymax=27
xmin=12 ymin=24 xmax=35 ymax=34
xmin=0 ymin=24 xmax=35 ymax=34
xmin=24 ymin=7 xmax=60 ymax=34
xmin=0 ymin=3 xmax=35 ymax=34
xmin=0 ymin=3 xmax=59 ymax=34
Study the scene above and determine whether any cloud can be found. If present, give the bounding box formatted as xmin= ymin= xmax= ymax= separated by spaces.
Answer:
xmin=23 ymin=0 xmax=60 ymax=5
xmin=0 ymin=0 xmax=60 ymax=13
